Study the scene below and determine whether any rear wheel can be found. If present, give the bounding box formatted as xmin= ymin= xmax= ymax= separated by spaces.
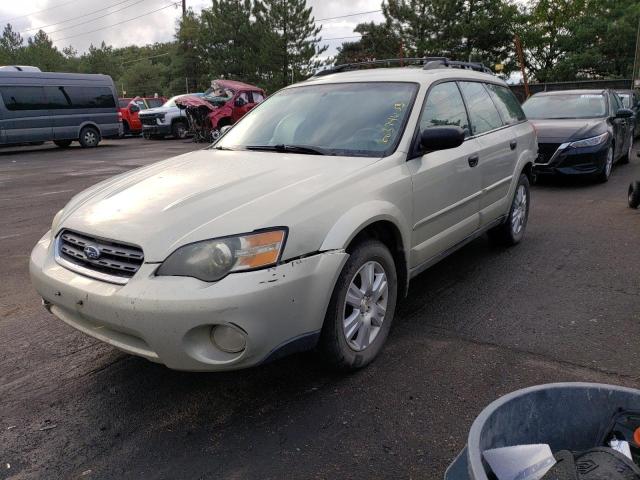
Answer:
xmin=489 ymin=173 xmax=530 ymax=246
xmin=122 ymin=121 xmax=130 ymax=137
xmin=629 ymin=181 xmax=640 ymax=209
xmin=53 ymin=140 xmax=72 ymax=148
xmin=78 ymin=126 xmax=100 ymax=148
xmin=172 ymin=121 xmax=188 ymax=139
xmin=319 ymin=240 xmax=397 ymax=371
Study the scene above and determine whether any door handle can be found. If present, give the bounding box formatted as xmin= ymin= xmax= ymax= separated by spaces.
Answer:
xmin=510 ymin=140 xmax=518 ymax=150
xmin=468 ymin=154 xmax=479 ymax=168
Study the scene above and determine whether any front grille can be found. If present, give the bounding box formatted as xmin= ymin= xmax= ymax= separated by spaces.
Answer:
xmin=140 ymin=115 xmax=158 ymax=126
xmin=55 ymin=230 xmax=144 ymax=284
xmin=536 ymin=143 xmax=562 ymax=164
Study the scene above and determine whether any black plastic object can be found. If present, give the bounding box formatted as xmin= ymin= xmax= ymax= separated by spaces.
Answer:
xmin=444 ymin=383 xmax=640 ymax=480
xmin=598 ymin=409 xmax=640 ymax=464
xmin=543 ymin=448 xmax=640 ymax=479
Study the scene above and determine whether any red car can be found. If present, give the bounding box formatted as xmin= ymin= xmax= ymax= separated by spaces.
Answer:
xmin=118 ymin=96 xmax=166 ymax=135
xmin=202 ymin=80 xmax=266 ymax=138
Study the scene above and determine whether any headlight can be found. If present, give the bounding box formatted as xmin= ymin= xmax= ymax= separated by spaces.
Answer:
xmin=569 ymin=132 xmax=609 ymax=148
xmin=156 ymin=229 xmax=287 ymax=282
xmin=157 ymin=114 xmax=165 ymax=123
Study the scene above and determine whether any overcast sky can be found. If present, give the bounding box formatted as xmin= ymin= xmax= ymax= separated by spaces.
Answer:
xmin=0 ymin=0 xmax=384 ymax=57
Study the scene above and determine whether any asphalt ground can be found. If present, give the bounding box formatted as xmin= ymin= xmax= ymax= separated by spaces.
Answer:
xmin=1 ymin=138 xmax=640 ymax=479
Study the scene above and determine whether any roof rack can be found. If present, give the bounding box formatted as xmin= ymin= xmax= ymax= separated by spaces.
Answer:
xmin=314 ymin=57 xmax=493 ymax=77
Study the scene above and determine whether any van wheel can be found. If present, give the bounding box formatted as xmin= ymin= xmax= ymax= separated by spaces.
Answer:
xmin=79 ymin=126 xmax=100 ymax=148
xmin=318 ymin=240 xmax=397 ymax=371
xmin=489 ymin=173 xmax=530 ymax=246
xmin=53 ymin=140 xmax=72 ymax=148
xmin=172 ymin=121 xmax=188 ymax=139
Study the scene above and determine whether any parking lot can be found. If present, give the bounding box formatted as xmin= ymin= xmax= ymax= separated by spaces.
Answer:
xmin=2 ymin=138 xmax=640 ymax=479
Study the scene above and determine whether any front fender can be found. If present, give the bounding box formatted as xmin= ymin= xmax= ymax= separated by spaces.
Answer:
xmin=320 ymin=200 xmax=411 ymax=254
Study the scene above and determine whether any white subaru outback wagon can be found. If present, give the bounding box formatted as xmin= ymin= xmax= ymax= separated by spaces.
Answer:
xmin=30 ymin=59 xmax=536 ymax=371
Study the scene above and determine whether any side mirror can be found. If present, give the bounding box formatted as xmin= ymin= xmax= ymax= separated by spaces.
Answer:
xmin=129 ymin=104 xmax=140 ymax=113
xmin=235 ymin=97 xmax=247 ymax=107
xmin=615 ymin=108 xmax=634 ymax=119
xmin=420 ymin=126 xmax=465 ymax=152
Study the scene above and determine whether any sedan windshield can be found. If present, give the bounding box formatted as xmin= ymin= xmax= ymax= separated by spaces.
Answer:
xmin=522 ymin=93 xmax=607 ymax=119
xmin=217 ymin=82 xmax=418 ymax=157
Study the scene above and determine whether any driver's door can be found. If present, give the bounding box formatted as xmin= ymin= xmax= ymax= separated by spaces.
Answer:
xmin=231 ymin=92 xmax=252 ymax=122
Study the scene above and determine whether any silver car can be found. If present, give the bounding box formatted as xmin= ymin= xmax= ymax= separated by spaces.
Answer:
xmin=30 ymin=61 xmax=537 ymax=371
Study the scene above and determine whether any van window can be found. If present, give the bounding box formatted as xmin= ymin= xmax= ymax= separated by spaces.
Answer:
xmin=485 ymin=84 xmax=526 ymax=125
xmin=458 ymin=82 xmax=503 ymax=135
xmin=0 ymin=86 xmax=47 ymax=110
xmin=45 ymin=86 xmax=72 ymax=109
xmin=65 ymin=86 xmax=116 ymax=109
xmin=419 ymin=82 xmax=470 ymax=136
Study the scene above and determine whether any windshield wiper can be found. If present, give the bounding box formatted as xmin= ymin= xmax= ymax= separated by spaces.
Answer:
xmin=245 ymin=144 xmax=331 ymax=155
xmin=213 ymin=145 xmax=234 ymax=151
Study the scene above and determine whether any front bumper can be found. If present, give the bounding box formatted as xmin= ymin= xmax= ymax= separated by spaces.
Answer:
xmin=141 ymin=123 xmax=172 ymax=136
xmin=533 ymin=142 xmax=610 ymax=176
xmin=30 ymin=233 xmax=347 ymax=371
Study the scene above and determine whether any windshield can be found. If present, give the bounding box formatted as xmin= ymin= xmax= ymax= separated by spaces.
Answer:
xmin=522 ymin=93 xmax=607 ymax=119
xmin=217 ymin=82 xmax=418 ymax=157
xmin=146 ymin=98 xmax=164 ymax=108
xmin=618 ymin=93 xmax=632 ymax=108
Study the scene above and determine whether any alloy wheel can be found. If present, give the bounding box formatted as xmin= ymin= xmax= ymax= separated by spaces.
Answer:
xmin=511 ymin=184 xmax=527 ymax=235
xmin=84 ymin=130 xmax=98 ymax=147
xmin=605 ymin=147 xmax=613 ymax=178
xmin=342 ymin=261 xmax=388 ymax=352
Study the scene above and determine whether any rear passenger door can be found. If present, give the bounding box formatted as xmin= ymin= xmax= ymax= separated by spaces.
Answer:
xmin=408 ymin=81 xmax=482 ymax=267
xmin=0 ymin=85 xmax=52 ymax=143
xmin=458 ymin=81 xmax=516 ymax=227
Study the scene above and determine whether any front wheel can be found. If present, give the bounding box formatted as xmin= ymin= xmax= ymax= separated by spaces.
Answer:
xmin=172 ymin=121 xmax=188 ymax=139
xmin=78 ymin=126 xmax=100 ymax=148
xmin=619 ymin=135 xmax=633 ymax=164
xmin=488 ymin=173 xmax=530 ymax=246
xmin=596 ymin=146 xmax=614 ymax=182
xmin=318 ymin=240 xmax=397 ymax=371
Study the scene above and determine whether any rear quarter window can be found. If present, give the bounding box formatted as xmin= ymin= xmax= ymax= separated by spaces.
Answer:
xmin=485 ymin=83 xmax=526 ymax=124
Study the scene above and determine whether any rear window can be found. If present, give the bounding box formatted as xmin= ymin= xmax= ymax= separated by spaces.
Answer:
xmin=118 ymin=99 xmax=130 ymax=108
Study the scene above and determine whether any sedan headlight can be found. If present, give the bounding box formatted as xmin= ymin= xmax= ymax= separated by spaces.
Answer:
xmin=569 ymin=132 xmax=609 ymax=148
xmin=156 ymin=229 xmax=287 ymax=282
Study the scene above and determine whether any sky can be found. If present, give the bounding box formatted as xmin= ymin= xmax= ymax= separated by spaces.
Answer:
xmin=0 ymin=0 xmax=385 ymax=57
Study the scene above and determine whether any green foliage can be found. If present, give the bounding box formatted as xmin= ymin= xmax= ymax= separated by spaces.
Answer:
xmin=334 ymin=22 xmax=402 ymax=65
xmin=0 ymin=24 xmax=24 ymax=64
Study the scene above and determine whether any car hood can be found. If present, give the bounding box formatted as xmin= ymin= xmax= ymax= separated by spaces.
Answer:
xmin=57 ymin=149 xmax=377 ymax=262
xmin=138 ymin=106 xmax=178 ymax=116
xmin=529 ymin=118 xmax=607 ymax=143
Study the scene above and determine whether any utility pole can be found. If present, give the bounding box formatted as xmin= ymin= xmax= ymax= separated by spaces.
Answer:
xmin=399 ymin=40 xmax=404 ymax=67
xmin=514 ymin=34 xmax=530 ymax=99
xmin=182 ymin=0 xmax=186 ymax=17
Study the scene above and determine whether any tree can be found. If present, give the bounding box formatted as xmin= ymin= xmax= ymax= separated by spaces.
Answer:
xmin=0 ymin=23 xmax=24 ymax=64
xmin=255 ymin=0 xmax=327 ymax=89
xmin=117 ymin=59 xmax=166 ymax=97
xmin=22 ymin=30 xmax=66 ymax=71
xmin=334 ymin=22 xmax=402 ymax=65
xmin=79 ymin=42 xmax=122 ymax=79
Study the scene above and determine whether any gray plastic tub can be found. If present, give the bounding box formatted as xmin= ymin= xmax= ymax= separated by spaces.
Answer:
xmin=445 ymin=382 xmax=640 ymax=479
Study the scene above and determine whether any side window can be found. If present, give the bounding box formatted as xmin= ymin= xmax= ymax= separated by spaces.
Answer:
xmin=237 ymin=92 xmax=249 ymax=104
xmin=611 ymin=92 xmax=622 ymax=112
xmin=485 ymin=83 xmax=526 ymax=124
xmin=251 ymin=91 xmax=265 ymax=103
xmin=419 ymin=82 xmax=470 ymax=135
xmin=45 ymin=86 xmax=72 ymax=109
xmin=458 ymin=81 xmax=504 ymax=135
xmin=65 ymin=87 xmax=116 ymax=109
xmin=0 ymin=86 xmax=47 ymax=110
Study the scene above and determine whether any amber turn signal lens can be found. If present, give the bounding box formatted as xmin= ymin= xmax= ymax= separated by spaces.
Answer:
xmin=236 ymin=230 xmax=285 ymax=269
xmin=634 ymin=427 xmax=640 ymax=447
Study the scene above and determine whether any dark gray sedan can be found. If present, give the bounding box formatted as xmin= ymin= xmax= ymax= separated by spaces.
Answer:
xmin=523 ymin=89 xmax=634 ymax=182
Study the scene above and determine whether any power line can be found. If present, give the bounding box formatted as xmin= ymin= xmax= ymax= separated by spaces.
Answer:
xmin=0 ymin=0 xmax=80 ymax=24
xmin=315 ymin=9 xmax=382 ymax=23
xmin=51 ymin=2 xmax=179 ymax=42
xmin=20 ymin=0 xmax=146 ymax=35
xmin=321 ymin=35 xmax=363 ymax=41
xmin=121 ymin=51 xmax=171 ymax=65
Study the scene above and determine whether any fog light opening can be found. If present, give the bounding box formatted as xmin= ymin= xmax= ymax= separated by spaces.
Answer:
xmin=211 ymin=325 xmax=246 ymax=354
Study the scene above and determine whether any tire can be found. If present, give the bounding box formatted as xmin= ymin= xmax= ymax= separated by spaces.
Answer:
xmin=122 ymin=122 xmax=130 ymax=137
xmin=596 ymin=146 xmax=614 ymax=182
xmin=629 ymin=181 xmax=640 ymax=209
xmin=488 ymin=173 xmax=530 ymax=246
xmin=53 ymin=140 xmax=72 ymax=148
xmin=78 ymin=126 xmax=100 ymax=148
xmin=318 ymin=239 xmax=398 ymax=371
xmin=172 ymin=121 xmax=188 ymax=139
xmin=619 ymin=135 xmax=633 ymax=164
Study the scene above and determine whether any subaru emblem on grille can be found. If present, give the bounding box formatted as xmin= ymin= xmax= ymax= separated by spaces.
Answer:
xmin=84 ymin=245 xmax=101 ymax=260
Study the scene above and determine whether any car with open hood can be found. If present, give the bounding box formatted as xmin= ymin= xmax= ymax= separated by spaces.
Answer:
xmin=523 ymin=89 xmax=635 ymax=182
xmin=30 ymin=59 xmax=536 ymax=372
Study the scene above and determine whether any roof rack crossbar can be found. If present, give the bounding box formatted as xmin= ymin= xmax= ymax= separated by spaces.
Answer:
xmin=314 ymin=57 xmax=493 ymax=77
